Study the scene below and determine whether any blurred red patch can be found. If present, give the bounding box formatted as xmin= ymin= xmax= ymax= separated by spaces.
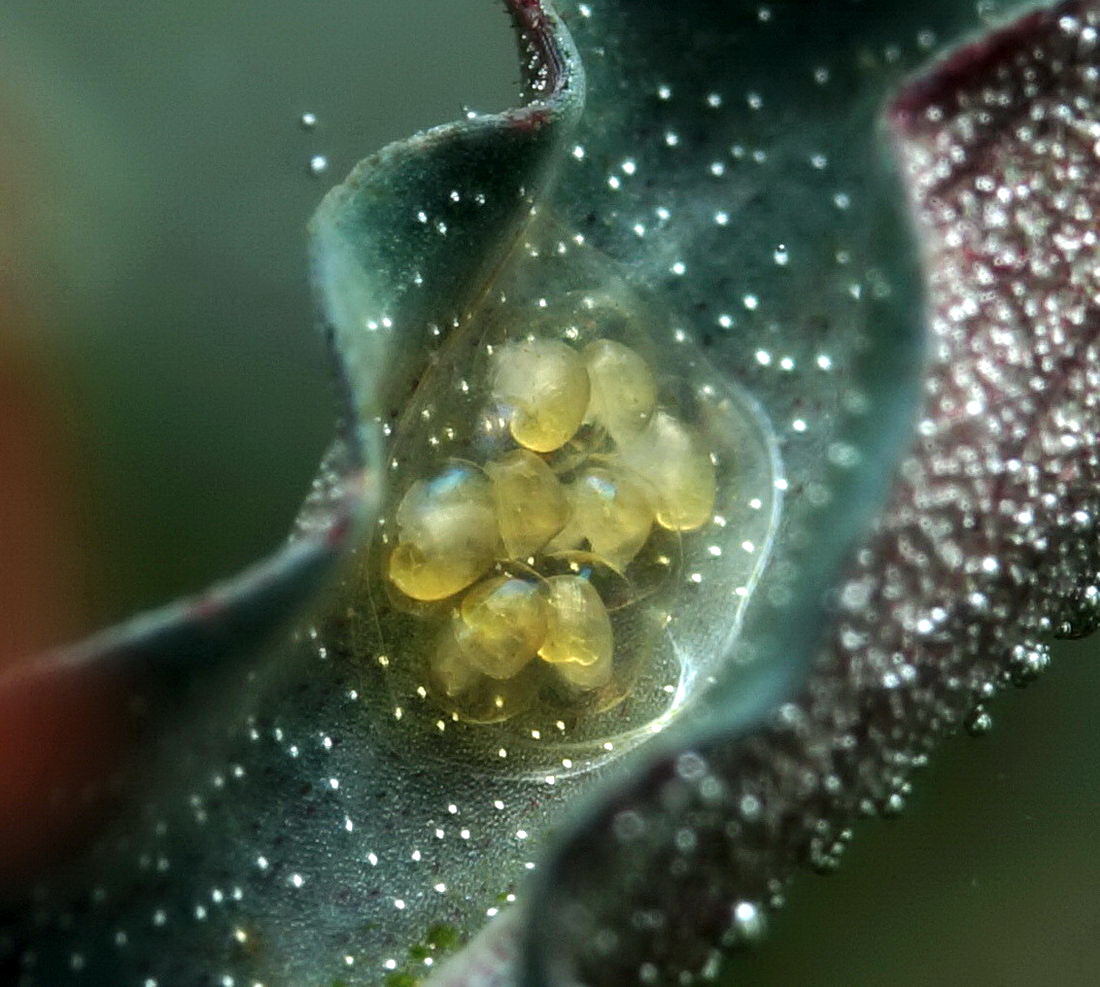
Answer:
xmin=0 ymin=300 xmax=123 ymax=883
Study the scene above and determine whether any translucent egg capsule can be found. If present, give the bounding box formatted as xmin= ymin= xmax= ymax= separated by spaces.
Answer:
xmin=556 ymin=466 xmax=655 ymax=571
xmin=582 ymin=339 xmax=657 ymax=441
xmin=485 ymin=449 xmax=569 ymax=559
xmin=456 ymin=575 xmax=549 ymax=679
xmin=492 ymin=338 xmax=590 ymax=452
xmin=353 ymin=215 xmax=782 ymax=772
xmin=387 ymin=462 xmax=501 ymax=601
xmin=537 ymin=575 xmax=614 ymax=690
xmin=616 ymin=411 xmax=717 ymax=532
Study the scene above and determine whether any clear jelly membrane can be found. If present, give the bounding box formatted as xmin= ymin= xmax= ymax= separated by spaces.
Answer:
xmin=351 ymin=218 xmax=782 ymax=775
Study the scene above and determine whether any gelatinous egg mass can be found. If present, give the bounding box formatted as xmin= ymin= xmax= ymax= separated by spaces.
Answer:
xmin=355 ymin=219 xmax=781 ymax=770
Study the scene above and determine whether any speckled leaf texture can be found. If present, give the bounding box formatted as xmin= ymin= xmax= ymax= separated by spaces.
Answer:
xmin=4 ymin=0 xmax=1100 ymax=985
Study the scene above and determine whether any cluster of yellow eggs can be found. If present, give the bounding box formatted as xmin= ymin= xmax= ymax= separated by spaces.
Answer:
xmin=384 ymin=335 xmax=716 ymax=723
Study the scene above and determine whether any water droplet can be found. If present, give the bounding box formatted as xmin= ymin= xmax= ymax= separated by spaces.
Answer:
xmin=1007 ymin=641 xmax=1051 ymax=687
xmin=965 ymin=706 xmax=993 ymax=736
xmin=726 ymin=900 xmax=765 ymax=943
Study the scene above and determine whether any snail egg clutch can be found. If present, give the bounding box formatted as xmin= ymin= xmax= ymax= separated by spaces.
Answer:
xmin=355 ymin=226 xmax=780 ymax=769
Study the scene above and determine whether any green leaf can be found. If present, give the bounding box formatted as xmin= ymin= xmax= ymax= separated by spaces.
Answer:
xmin=9 ymin=1 xmax=1100 ymax=985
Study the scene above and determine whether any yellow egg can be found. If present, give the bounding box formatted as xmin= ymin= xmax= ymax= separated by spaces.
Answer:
xmin=428 ymin=621 xmax=537 ymax=723
xmin=583 ymin=338 xmax=657 ymax=440
xmin=456 ymin=576 xmax=549 ymax=679
xmin=387 ymin=463 xmax=499 ymax=600
xmin=429 ymin=622 xmax=481 ymax=698
xmin=485 ymin=449 xmax=570 ymax=560
xmin=538 ymin=575 xmax=614 ymax=689
xmin=617 ymin=411 xmax=717 ymax=531
xmin=567 ymin=466 xmax=654 ymax=571
xmin=492 ymin=338 xmax=590 ymax=452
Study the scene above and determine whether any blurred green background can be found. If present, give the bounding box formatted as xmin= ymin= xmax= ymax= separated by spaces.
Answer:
xmin=0 ymin=2 xmax=1096 ymax=983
